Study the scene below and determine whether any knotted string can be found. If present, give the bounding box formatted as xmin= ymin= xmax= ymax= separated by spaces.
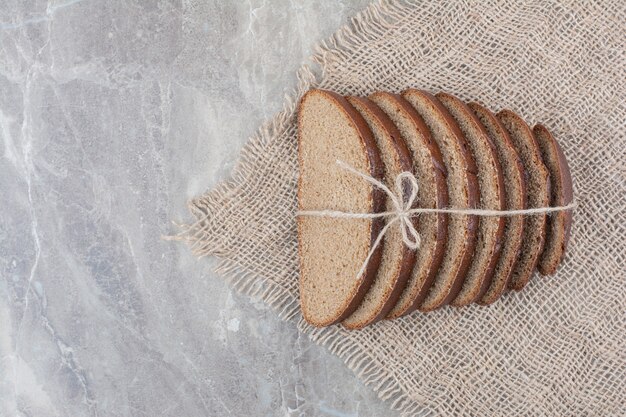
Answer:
xmin=297 ymin=160 xmax=576 ymax=282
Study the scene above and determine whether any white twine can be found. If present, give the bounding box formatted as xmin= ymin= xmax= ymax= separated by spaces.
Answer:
xmin=297 ymin=160 xmax=576 ymax=282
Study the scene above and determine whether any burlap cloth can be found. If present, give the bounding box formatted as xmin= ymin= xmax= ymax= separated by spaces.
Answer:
xmin=176 ymin=1 xmax=626 ymax=415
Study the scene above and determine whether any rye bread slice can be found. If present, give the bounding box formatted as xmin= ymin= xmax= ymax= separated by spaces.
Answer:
xmin=298 ymin=89 xmax=385 ymax=327
xmin=469 ymin=102 xmax=527 ymax=305
xmin=369 ymin=92 xmax=449 ymax=318
xmin=342 ymin=97 xmax=416 ymax=329
xmin=533 ymin=124 xmax=574 ymax=275
xmin=402 ymin=89 xmax=480 ymax=311
xmin=497 ymin=110 xmax=551 ymax=291
xmin=437 ymin=93 xmax=507 ymax=306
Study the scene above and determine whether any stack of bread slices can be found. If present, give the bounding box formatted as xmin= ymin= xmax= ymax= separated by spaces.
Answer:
xmin=297 ymin=89 xmax=573 ymax=329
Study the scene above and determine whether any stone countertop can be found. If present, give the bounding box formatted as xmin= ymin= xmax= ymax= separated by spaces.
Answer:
xmin=0 ymin=1 xmax=401 ymax=416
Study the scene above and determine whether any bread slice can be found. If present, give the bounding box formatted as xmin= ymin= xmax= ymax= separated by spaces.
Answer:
xmin=469 ymin=103 xmax=527 ymax=305
xmin=437 ymin=93 xmax=506 ymax=306
xmin=497 ymin=110 xmax=551 ymax=291
xmin=533 ymin=124 xmax=574 ymax=275
xmin=402 ymin=89 xmax=480 ymax=311
xmin=369 ymin=92 xmax=449 ymax=318
xmin=298 ymin=89 xmax=385 ymax=327
xmin=342 ymin=97 xmax=416 ymax=329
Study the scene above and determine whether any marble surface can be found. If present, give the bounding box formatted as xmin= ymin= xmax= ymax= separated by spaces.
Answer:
xmin=0 ymin=1 xmax=401 ymax=416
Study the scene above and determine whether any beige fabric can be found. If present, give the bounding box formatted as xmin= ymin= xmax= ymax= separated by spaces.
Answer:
xmin=175 ymin=0 xmax=626 ymax=415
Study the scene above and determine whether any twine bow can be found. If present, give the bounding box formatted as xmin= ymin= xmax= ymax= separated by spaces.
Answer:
xmin=297 ymin=160 xmax=576 ymax=282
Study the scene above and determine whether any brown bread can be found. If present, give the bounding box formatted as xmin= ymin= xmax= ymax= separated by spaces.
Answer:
xmin=298 ymin=89 xmax=385 ymax=327
xmin=437 ymin=93 xmax=506 ymax=306
xmin=497 ymin=110 xmax=550 ymax=291
xmin=469 ymin=102 xmax=527 ymax=304
xmin=533 ymin=124 xmax=574 ymax=275
xmin=342 ymin=96 xmax=416 ymax=329
xmin=369 ymin=92 xmax=449 ymax=318
xmin=402 ymin=89 xmax=479 ymax=311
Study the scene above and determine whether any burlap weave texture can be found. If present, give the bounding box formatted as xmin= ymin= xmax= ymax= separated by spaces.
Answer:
xmin=177 ymin=1 xmax=626 ymax=415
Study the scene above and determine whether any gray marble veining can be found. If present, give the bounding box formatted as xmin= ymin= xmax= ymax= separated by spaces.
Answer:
xmin=0 ymin=1 xmax=401 ymax=416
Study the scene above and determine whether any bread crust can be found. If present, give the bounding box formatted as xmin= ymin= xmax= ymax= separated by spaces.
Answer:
xmin=497 ymin=109 xmax=551 ymax=291
xmin=469 ymin=102 xmax=527 ymax=305
xmin=436 ymin=92 xmax=507 ymax=306
xmin=342 ymin=96 xmax=417 ymax=328
xmin=297 ymin=89 xmax=386 ymax=327
xmin=533 ymin=124 xmax=573 ymax=275
xmin=368 ymin=92 xmax=449 ymax=318
xmin=402 ymin=89 xmax=480 ymax=311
